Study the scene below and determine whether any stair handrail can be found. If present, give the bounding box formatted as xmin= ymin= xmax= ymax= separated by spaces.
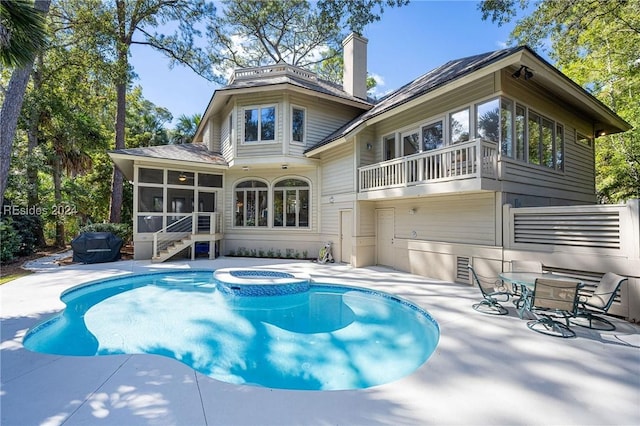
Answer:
xmin=152 ymin=214 xmax=194 ymax=258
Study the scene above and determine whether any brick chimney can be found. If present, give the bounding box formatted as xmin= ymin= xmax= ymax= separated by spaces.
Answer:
xmin=342 ymin=33 xmax=368 ymax=99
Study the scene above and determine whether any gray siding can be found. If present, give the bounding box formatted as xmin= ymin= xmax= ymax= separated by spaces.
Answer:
xmin=320 ymin=143 xmax=356 ymax=196
xmin=374 ymin=193 xmax=498 ymax=246
xmin=500 ymin=71 xmax=597 ymax=203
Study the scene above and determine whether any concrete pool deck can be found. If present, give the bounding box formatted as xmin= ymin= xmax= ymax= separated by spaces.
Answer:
xmin=1 ymin=257 xmax=639 ymax=425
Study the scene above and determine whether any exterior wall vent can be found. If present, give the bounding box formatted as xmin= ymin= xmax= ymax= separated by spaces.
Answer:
xmin=456 ymin=257 xmax=470 ymax=283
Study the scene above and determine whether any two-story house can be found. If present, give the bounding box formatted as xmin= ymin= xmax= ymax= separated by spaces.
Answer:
xmin=109 ymin=33 xmax=630 ymax=282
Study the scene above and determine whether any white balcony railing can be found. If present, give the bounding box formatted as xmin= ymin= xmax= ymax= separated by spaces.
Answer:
xmin=358 ymin=139 xmax=499 ymax=192
xmin=152 ymin=212 xmax=222 ymax=258
xmin=229 ymin=63 xmax=317 ymax=84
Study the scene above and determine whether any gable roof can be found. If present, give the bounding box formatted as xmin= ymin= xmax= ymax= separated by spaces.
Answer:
xmin=305 ymin=46 xmax=524 ymax=153
xmin=305 ymin=45 xmax=631 ymax=154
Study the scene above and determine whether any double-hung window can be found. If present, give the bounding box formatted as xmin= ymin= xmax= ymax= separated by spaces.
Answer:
xmin=244 ymin=105 xmax=276 ymax=143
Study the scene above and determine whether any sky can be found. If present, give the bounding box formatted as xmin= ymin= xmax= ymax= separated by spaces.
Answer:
xmin=129 ymin=0 xmax=530 ymax=127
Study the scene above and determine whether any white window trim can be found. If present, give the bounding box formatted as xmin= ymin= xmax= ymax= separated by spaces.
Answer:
xmin=291 ymin=105 xmax=306 ymax=145
xmin=225 ymin=112 xmax=233 ymax=146
xmin=242 ymin=104 xmax=278 ymax=144
xmin=272 ymin=177 xmax=311 ymax=229
xmin=233 ymin=178 xmax=270 ymax=228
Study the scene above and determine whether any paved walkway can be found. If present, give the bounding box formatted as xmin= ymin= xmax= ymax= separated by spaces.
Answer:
xmin=2 ymin=257 xmax=639 ymax=425
xmin=22 ymin=250 xmax=73 ymax=272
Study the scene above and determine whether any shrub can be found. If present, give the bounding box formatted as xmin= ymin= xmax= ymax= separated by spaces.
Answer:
xmin=8 ymin=214 xmax=42 ymax=256
xmin=0 ymin=219 xmax=21 ymax=262
xmin=79 ymin=223 xmax=132 ymax=243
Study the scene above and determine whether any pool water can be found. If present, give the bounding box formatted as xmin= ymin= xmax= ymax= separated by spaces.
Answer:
xmin=23 ymin=271 xmax=439 ymax=391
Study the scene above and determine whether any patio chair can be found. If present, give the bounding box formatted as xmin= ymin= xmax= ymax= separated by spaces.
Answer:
xmin=525 ymin=277 xmax=582 ymax=338
xmin=468 ymin=265 xmax=511 ymax=315
xmin=510 ymin=260 xmax=544 ymax=308
xmin=571 ymin=272 xmax=627 ymax=331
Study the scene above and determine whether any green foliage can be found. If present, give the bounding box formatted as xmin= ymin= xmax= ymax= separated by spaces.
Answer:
xmin=170 ymin=113 xmax=201 ymax=144
xmin=79 ymin=222 xmax=132 ymax=243
xmin=207 ymin=0 xmax=407 ymax=80
xmin=0 ymin=0 xmax=48 ymax=67
xmin=0 ymin=218 xmax=21 ymax=262
xmin=127 ymin=86 xmax=173 ymax=147
xmin=317 ymin=0 xmax=410 ymax=34
xmin=479 ymin=0 xmax=640 ymax=202
xmin=9 ymin=213 xmax=42 ymax=256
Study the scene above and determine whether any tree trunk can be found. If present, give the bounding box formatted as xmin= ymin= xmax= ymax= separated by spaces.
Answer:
xmin=108 ymin=80 xmax=126 ymax=223
xmin=0 ymin=0 xmax=51 ymax=208
xmin=53 ymin=152 xmax=65 ymax=247
xmin=26 ymin=54 xmax=46 ymax=247
xmin=0 ymin=66 xmax=33 ymax=208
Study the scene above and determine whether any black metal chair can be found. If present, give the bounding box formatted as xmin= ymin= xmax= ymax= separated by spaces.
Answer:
xmin=468 ymin=265 xmax=511 ymax=315
xmin=572 ymin=272 xmax=627 ymax=331
xmin=525 ymin=277 xmax=582 ymax=338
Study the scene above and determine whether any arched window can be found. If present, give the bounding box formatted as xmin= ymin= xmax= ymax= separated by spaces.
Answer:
xmin=273 ymin=178 xmax=309 ymax=228
xmin=235 ymin=180 xmax=268 ymax=227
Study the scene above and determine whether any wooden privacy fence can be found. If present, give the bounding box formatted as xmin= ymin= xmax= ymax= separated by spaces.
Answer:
xmin=503 ymin=199 xmax=639 ymax=320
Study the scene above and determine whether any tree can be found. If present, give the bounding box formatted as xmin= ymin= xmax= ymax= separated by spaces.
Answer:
xmin=479 ymin=0 xmax=640 ymax=202
xmin=0 ymin=0 xmax=50 ymax=208
xmin=0 ymin=0 xmax=48 ymax=67
xmin=206 ymin=0 xmax=408 ymax=80
xmin=171 ymin=113 xmax=202 ymax=145
xmin=54 ymin=0 xmax=216 ymax=223
xmin=126 ymin=86 xmax=173 ymax=148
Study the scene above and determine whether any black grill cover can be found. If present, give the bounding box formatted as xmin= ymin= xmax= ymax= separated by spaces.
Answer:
xmin=72 ymin=232 xmax=123 ymax=264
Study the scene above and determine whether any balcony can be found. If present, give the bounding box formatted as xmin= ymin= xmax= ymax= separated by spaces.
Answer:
xmin=358 ymin=139 xmax=499 ymax=199
xmin=229 ymin=63 xmax=318 ymax=84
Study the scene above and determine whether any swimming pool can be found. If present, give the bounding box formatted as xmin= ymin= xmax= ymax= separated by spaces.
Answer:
xmin=23 ymin=270 xmax=440 ymax=391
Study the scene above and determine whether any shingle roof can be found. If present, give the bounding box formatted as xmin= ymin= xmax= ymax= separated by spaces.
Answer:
xmin=221 ymin=67 xmax=373 ymax=107
xmin=305 ymin=46 xmax=525 ymax=153
xmin=110 ymin=143 xmax=227 ymax=166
